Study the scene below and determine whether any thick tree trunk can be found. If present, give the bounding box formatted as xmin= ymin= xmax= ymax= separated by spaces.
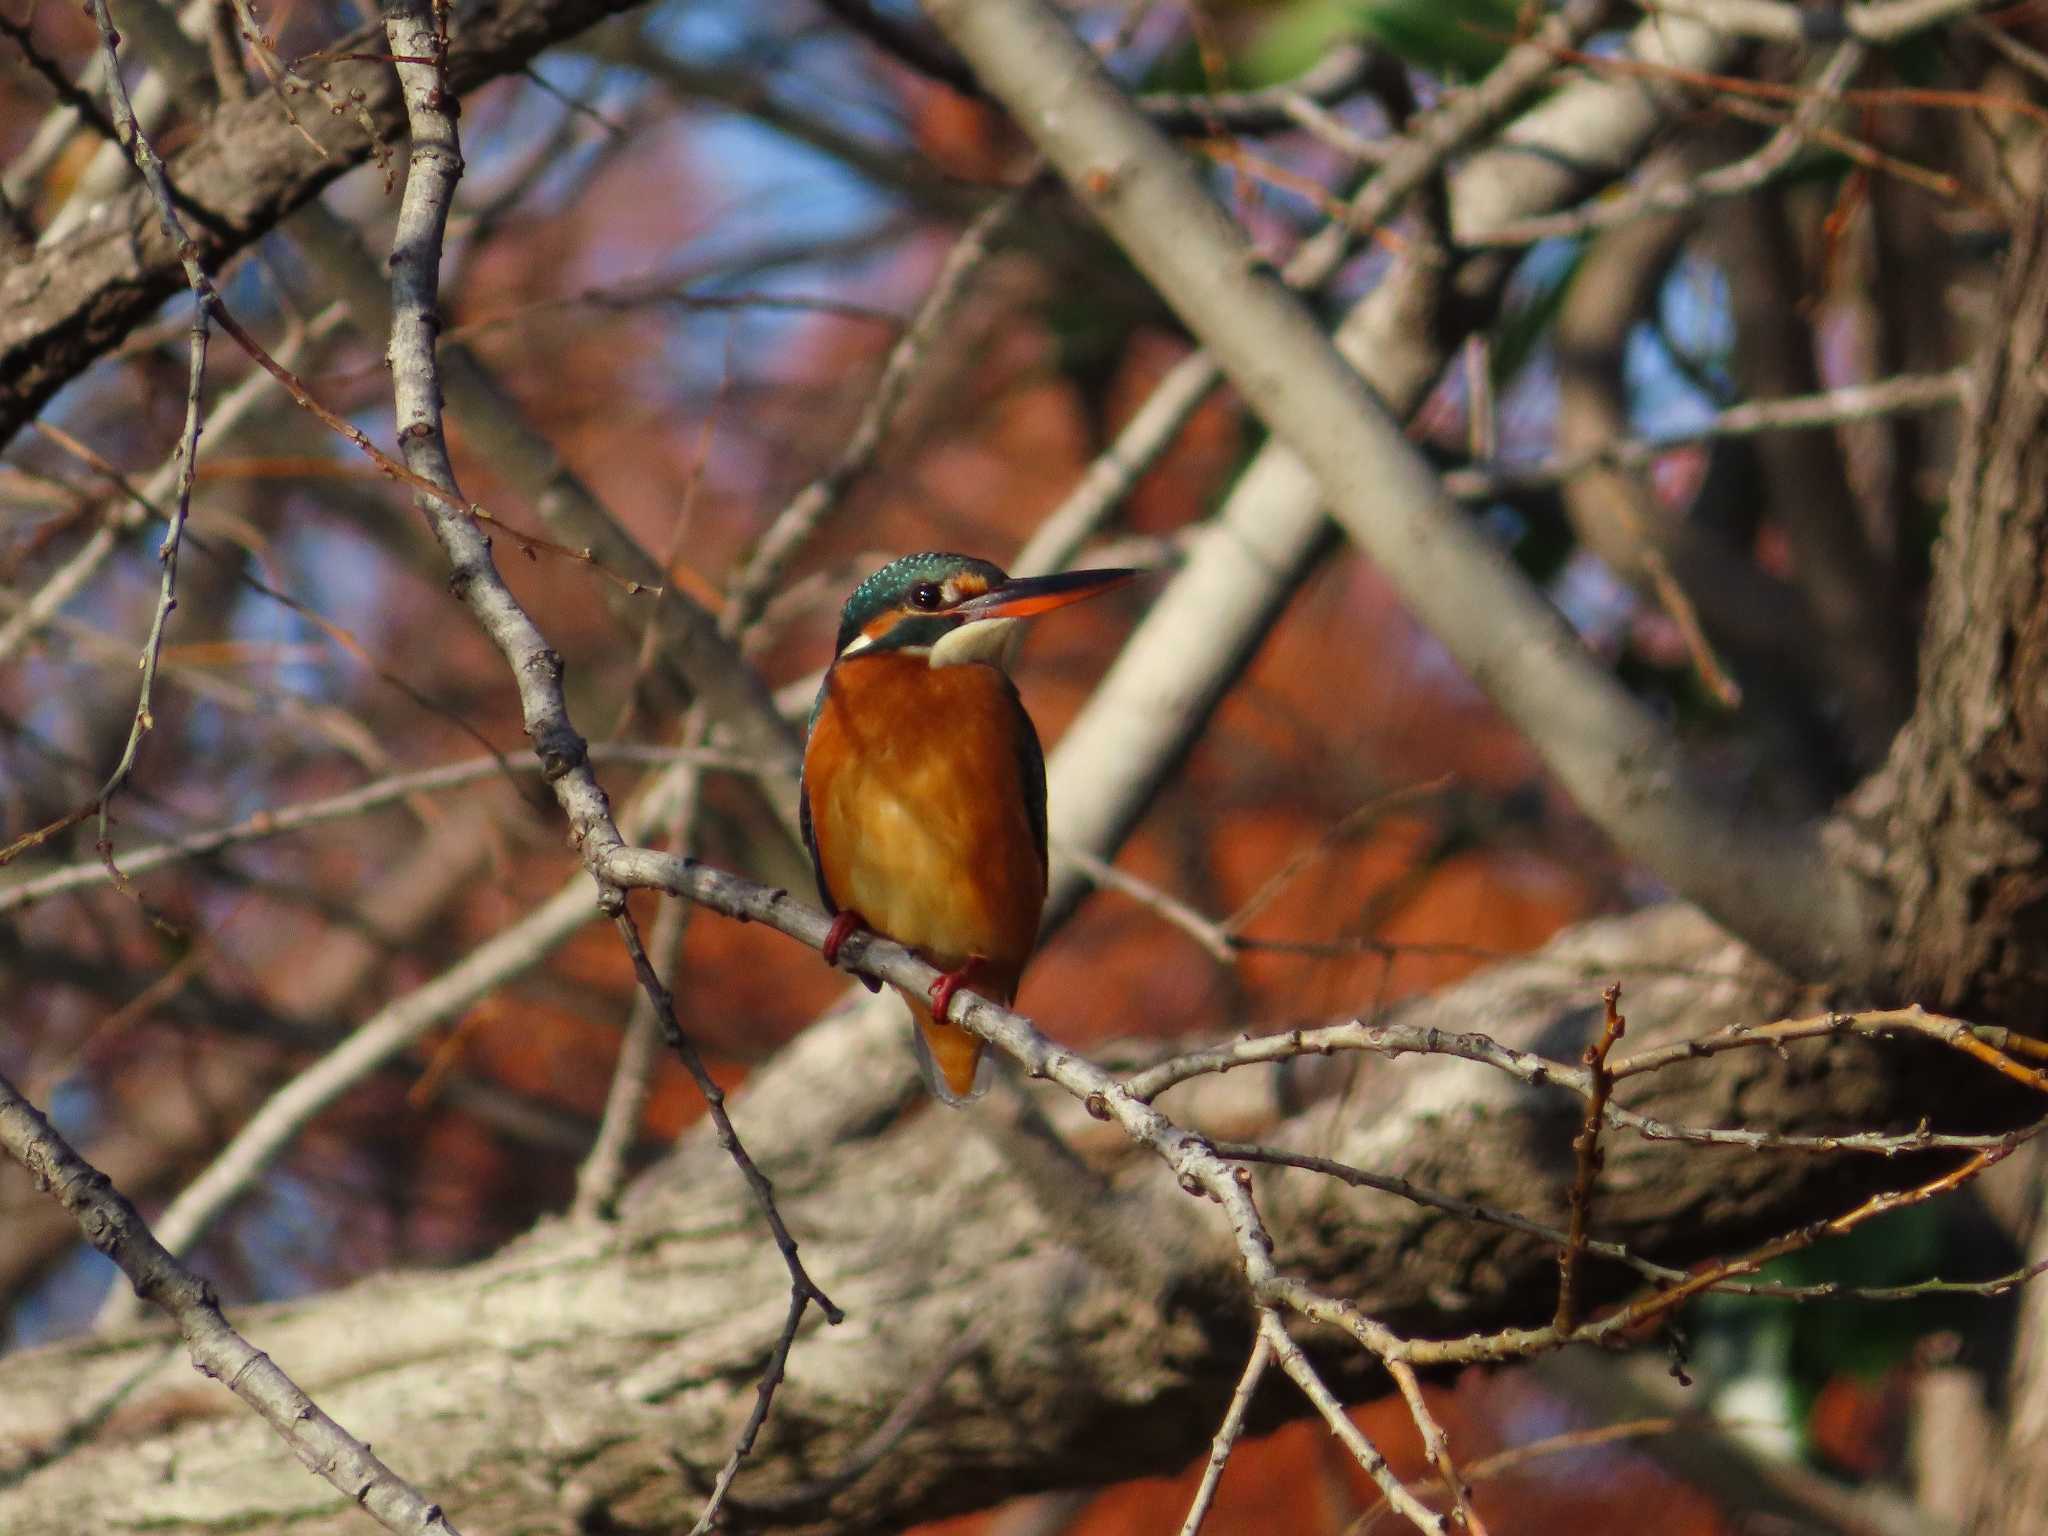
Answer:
xmin=0 ymin=904 xmax=1921 ymax=1535
xmin=1848 ymin=186 xmax=2048 ymax=1024
xmin=1872 ymin=175 xmax=2048 ymax=1536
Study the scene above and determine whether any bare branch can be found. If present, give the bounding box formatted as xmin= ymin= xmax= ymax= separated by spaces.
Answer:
xmin=0 ymin=898 xmax=2021 ymax=1532
xmin=1443 ymin=369 xmax=1968 ymax=502
xmin=2 ymin=0 xmax=218 ymax=880
xmin=1467 ymin=39 xmax=1868 ymax=246
xmin=0 ymin=300 xmax=338 ymax=670
xmin=1039 ymin=0 xmax=1648 ymax=930
xmin=721 ymin=187 xmax=1027 ymax=637
xmin=0 ymin=743 xmax=748 ymax=918
xmin=1259 ymin=1310 xmax=1448 ymax=1534
xmin=1176 ymin=1327 xmax=1272 ymax=1536
xmin=94 ymin=759 xmax=705 ymax=1323
xmin=1632 ymin=0 xmax=1986 ymax=45
xmin=1 ymin=0 xmax=676 ymax=448
xmin=923 ymin=0 xmax=1882 ymax=982
xmin=1555 ymin=987 xmax=1628 ymax=1332
xmin=1053 ymin=842 xmax=1235 ymax=962
xmin=572 ymin=746 xmax=706 ymax=1222
xmin=282 ymin=202 xmax=807 ymax=824
xmin=0 ymin=1073 xmax=463 ymax=1536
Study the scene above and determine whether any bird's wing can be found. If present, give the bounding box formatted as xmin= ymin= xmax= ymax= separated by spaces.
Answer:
xmin=802 ymin=670 xmax=880 ymax=994
xmin=1005 ymin=673 xmax=1049 ymax=874
xmin=798 ymin=766 xmax=837 ymax=916
xmin=800 ymin=672 xmax=840 ymax=915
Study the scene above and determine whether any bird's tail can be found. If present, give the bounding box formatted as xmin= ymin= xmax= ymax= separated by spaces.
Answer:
xmin=906 ymin=995 xmax=992 ymax=1105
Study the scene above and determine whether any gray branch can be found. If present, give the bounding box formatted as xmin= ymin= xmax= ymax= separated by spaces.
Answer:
xmin=924 ymin=0 xmax=1882 ymax=982
xmin=0 ymin=1074 xmax=463 ymax=1536
xmin=0 ymin=902 xmax=1917 ymax=1534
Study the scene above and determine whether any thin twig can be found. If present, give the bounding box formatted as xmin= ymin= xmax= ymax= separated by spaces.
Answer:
xmin=1011 ymin=347 xmax=1225 ymax=577
xmin=1007 ymin=3 xmax=1612 ymax=590
xmin=1466 ymin=39 xmax=1867 ymax=245
xmin=1374 ymin=1136 xmax=2034 ymax=1370
xmin=721 ymin=186 xmax=1028 ymax=636
xmin=1177 ymin=1327 xmax=1274 ymax=1536
xmin=1443 ymin=368 xmax=1967 ymax=501
xmin=38 ymin=0 xmax=213 ymax=897
xmin=1126 ymin=1007 xmax=2040 ymax=1155
xmin=602 ymin=843 xmax=1447 ymax=1517
xmin=20 ymin=415 xmax=523 ymax=780
xmin=0 ymin=1072 xmax=464 ymax=1536
xmin=609 ymin=909 xmax=841 ymax=1534
xmin=1351 ymin=1414 xmax=1689 ymax=1533
xmin=0 ymin=743 xmax=752 ymax=917
xmin=1261 ymin=1311 xmax=1449 ymax=1534
xmin=1388 ymin=1352 xmax=1486 ymax=1536
xmin=1054 ymin=842 xmax=1235 ymax=961
xmin=1220 ymin=1140 xmax=1684 ymax=1285
xmin=1610 ymin=1005 xmax=2048 ymax=1094
xmin=1224 ymin=780 xmax=1452 ymax=936
xmin=1555 ymin=985 xmax=1627 ymax=1331
xmin=0 ymin=301 xmax=342 ymax=672
xmin=1224 ymin=1136 xmax=2048 ymax=1301
xmin=724 ymin=1321 xmax=992 ymax=1516
xmin=573 ymin=725 xmax=710 ymax=1221
xmin=92 ymin=760 xmax=709 ymax=1328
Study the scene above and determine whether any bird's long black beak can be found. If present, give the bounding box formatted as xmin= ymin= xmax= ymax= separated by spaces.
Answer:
xmin=953 ymin=567 xmax=1137 ymax=621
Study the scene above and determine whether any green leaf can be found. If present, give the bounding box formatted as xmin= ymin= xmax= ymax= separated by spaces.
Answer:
xmin=1238 ymin=0 xmax=1364 ymax=88
xmin=1354 ymin=0 xmax=1522 ymax=79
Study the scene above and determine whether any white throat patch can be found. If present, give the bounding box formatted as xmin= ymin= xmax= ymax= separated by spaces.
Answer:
xmin=928 ymin=617 xmax=1021 ymax=670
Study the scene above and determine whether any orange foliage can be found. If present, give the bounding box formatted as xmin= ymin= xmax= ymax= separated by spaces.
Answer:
xmin=914 ymin=1370 xmax=1735 ymax=1535
xmin=2 ymin=48 xmax=1640 ymax=1527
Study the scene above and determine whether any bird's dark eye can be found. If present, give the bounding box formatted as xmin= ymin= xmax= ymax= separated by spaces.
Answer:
xmin=909 ymin=582 xmax=944 ymax=611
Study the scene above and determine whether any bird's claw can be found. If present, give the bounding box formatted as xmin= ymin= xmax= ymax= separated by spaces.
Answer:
xmin=927 ymin=959 xmax=986 ymax=1024
xmin=823 ymin=911 xmax=882 ymax=992
xmin=822 ymin=910 xmax=864 ymax=966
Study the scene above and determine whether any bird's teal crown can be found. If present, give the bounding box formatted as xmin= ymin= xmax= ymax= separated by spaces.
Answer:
xmin=835 ymin=551 xmax=1006 ymax=656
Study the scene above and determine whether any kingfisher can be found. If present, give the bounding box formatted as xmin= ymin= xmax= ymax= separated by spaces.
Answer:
xmin=801 ymin=552 xmax=1136 ymax=1104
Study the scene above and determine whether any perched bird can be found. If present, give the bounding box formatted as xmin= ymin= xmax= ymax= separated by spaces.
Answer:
xmin=801 ymin=552 xmax=1136 ymax=1103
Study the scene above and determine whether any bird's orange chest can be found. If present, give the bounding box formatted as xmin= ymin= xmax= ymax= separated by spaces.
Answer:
xmin=803 ymin=654 xmax=1046 ymax=979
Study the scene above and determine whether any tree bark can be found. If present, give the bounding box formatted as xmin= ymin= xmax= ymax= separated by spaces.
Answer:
xmin=0 ymin=0 xmax=658 ymax=450
xmin=0 ymin=903 xmax=1925 ymax=1535
xmin=1847 ymin=180 xmax=2048 ymax=1023
xmin=1864 ymin=166 xmax=2048 ymax=1536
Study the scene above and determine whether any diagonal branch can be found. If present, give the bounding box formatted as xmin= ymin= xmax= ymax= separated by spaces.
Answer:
xmin=0 ymin=896 xmax=1988 ymax=1534
xmin=0 ymin=1073 xmax=463 ymax=1536
xmin=922 ymin=0 xmax=1882 ymax=983
xmin=375 ymin=4 xmax=839 ymax=1502
xmin=0 ymin=0 xmax=667 ymax=449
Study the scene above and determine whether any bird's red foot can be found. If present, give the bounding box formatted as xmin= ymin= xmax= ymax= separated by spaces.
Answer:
xmin=927 ymin=959 xmax=986 ymax=1025
xmin=822 ymin=910 xmax=882 ymax=992
xmin=822 ymin=910 xmax=866 ymax=966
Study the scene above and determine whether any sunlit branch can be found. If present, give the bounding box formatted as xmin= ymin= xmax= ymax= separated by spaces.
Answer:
xmin=1176 ymin=1326 xmax=1273 ymax=1536
xmin=928 ymin=0 xmax=1884 ymax=982
xmin=1633 ymin=0 xmax=1986 ymax=45
xmin=0 ymin=744 xmax=752 ymax=918
xmin=370 ymin=10 xmax=843 ymax=1510
xmin=0 ymin=1073 xmax=464 ymax=1536
xmin=1259 ymin=1309 xmax=1451 ymax=1534
xmin=1465 ymin=38 xmax=1867 ymax=246
xmin=721 ymin=186 xmax=1029 ymax=637
xmin=1443 ymin=369 xmax=1968 ymax=501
